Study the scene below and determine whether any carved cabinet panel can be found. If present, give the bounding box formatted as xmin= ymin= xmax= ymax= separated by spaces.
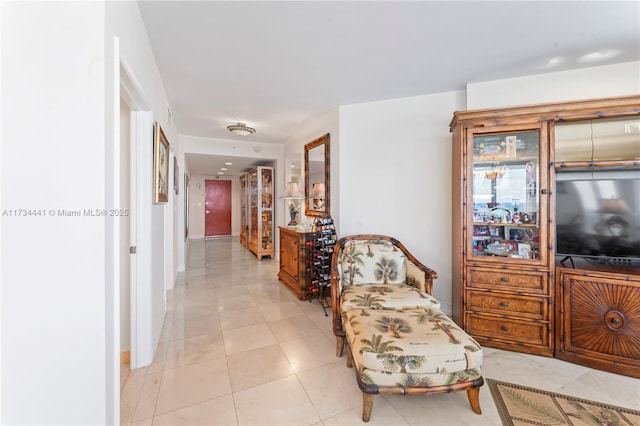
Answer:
xmin=556 ymin=268 xmax=640 ymax=378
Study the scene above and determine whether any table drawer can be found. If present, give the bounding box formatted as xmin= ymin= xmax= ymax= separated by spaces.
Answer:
xmin=466 ymin=291 xmax=547 ymax=320
xmin=466 ymin=313 xmax=549 ymax=347
xmin=467 ymin=267 xmax=547 ymax=294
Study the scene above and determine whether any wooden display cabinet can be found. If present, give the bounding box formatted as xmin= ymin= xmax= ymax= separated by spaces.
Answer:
xmin=450 ymin=94 xmax=640 ymax=362
xmin=278 ymin=226 xmax=313 ymax=300
xmin=239 ymin=173 xmax=249 ymax=248
xmin=451 ymin=118 xmax=553 ymax=356
xmin=248 ymin=167 xmax=274 ymax=259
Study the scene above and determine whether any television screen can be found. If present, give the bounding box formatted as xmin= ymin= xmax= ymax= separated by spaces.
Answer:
xmin=556 ymin=178 xmax=640 ymax=261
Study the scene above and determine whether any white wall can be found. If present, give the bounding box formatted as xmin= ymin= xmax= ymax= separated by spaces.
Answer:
xmin=174 ymin=136 xmax=186 ymax=274
xmin=338 ymin=91 xmax=466 ymax=311
xmin=0 ymin=1 xmax=179 ymax=423
xmin=106 ymin=0 xmax=177 ymax=370
xmin=1 ymin=2 xmax=107 ymax=423
xmin=467 ymin=61 xmax=640 ymax=109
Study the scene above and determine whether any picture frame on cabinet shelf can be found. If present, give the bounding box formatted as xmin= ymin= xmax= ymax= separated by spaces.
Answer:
xmin=505 ymin=241 xmax=519 ymax=253
xmin=473 ymin=226 xmax=490 ymax=236
xmin=518 ymin=243 xmax=531 ymax=259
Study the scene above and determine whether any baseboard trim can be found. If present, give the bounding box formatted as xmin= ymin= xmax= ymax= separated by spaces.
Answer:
xmin=120 ymin=350 xmax=130 ymax=365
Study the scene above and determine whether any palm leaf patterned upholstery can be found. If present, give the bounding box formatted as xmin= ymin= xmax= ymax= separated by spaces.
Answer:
xmin=343 ymin=307 xmax=483 ymax=388
xmin=330 ymin=235 xmax=484 ymax=422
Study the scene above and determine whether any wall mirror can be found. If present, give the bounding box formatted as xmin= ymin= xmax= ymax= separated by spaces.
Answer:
xmin=304 ymin=133 xmax=330 ymax=216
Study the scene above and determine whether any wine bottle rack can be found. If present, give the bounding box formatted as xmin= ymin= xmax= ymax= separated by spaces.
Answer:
xmin=307 ymin=214 xmax=336 ymax=316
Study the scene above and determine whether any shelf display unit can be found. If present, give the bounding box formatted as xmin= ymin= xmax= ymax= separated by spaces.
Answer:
xmin=248 ymin=167 xmax=274 ymax=260
xmin=307 ymin=215 xmax=336 ymax=315
xmin=452 ymin=118 xmax=553 ymax=356
xmin=239 ymin=173 xmax=249 ymax=248
xmin=451 ymin=94 xmax=640 ymax=366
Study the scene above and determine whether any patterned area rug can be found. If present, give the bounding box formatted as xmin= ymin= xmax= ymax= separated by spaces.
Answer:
xmin=487 ymin=379 xmax=640 ymax=426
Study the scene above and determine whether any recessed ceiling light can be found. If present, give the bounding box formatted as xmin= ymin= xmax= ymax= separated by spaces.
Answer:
xmin=221 ymin=167 xmax=228 ymax=171
xmin=225 ymin=162 xmax=232 ymax=165
xmin=542 ymin=57 xmax=563 ymax=69
xmin=578 ymin=49 xmax=620 ymax=63
xmin=218 ymin=172 xmax=224 ymax=175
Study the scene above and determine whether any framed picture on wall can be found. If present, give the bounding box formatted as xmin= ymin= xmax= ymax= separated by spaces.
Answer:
xmin=153 ymin=122 xmax=170 ymax=203
xmin=174 ymin=156 xmax=179 ymax=195
xmin=184 ymin=173 xmax=189 ymax=240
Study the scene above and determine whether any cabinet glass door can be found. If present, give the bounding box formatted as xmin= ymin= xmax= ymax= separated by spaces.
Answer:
xmin=469 ymin=127 xmax=547 ymax=263
xmin=260 ymin=167 xmax=273 ymax=251
xmin=249 ymin=171 xmax=258 ymax=247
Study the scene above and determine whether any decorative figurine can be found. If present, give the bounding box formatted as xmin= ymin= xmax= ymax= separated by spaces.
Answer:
xmin=288 ymin=201 xmax=302 ymax=226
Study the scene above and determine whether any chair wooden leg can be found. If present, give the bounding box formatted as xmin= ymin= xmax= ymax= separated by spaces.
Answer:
xmin=346 ymin=347 xmax=353 ymax=368
xmin=362 ymin=393 xmax=374 ymax=422
xmin=336 ymin=336 xmax=345 ymax=357
xmin=466 ymin=386 xmax=482 ymax=414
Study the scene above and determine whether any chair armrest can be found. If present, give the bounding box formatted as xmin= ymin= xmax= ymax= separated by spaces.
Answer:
xmin=330 ymin=240 xmax=345 ymax=337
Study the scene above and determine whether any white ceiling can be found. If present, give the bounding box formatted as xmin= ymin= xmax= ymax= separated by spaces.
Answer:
xmin=138 ymin=1 xmax=640 ymax=177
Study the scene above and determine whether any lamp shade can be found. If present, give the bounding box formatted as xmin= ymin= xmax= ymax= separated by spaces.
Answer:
xmin=280 ymin=182 xmax=304 ymax=199
xmin=601 ymin=198 xmax=630 ymax=214
xmin=309 ymin=182 xmax=325 ymax=198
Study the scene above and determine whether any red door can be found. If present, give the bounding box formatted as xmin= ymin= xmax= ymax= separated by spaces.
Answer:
xmin=205 ymin=180 xmax=232 ymax=237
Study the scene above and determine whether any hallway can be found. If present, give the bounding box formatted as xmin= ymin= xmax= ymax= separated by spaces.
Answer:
xmin=120 ymin=238 xmax=639 ymax=425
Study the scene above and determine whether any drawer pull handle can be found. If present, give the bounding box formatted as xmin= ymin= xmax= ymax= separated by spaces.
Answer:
xmin=501 ymin=277 xmax=509 ymax=282
xmin=500 ymin=302 xmax=510 ymax=307
xmin=501 ymin=326 xmax=509 ymax=332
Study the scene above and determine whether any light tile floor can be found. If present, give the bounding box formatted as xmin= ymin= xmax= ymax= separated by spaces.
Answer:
xmin=121 ymin=237 xmax=640 ymax=425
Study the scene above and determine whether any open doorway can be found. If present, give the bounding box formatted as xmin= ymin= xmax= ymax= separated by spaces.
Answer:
xmin=119 ymin=97 xmax=132 ymax=369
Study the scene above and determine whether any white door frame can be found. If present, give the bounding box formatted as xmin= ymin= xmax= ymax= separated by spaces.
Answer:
xmin=119 ymin=52 xmax=154 ymax=370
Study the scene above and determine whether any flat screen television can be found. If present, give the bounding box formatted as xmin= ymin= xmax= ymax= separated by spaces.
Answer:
xmin=556 ymin=178 xmax=640 ymax=262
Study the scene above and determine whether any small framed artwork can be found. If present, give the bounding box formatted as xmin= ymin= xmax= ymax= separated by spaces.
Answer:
xmin=174 ymin=156 xmax=179 ymax=195
xmin=505 ymin=241 xmax=519 ymax=253
xmin=518 ymin=243 xmax=532 ymax=259
xmin=473 ymin=225 xmax=490 ymax=236
xmin=153 ymin=123 xmax=170 ymax=203
xmin=472 ymin=211 xmax=483 ymax=223
xmin=184 ymin=173 xmax=189 ymax=240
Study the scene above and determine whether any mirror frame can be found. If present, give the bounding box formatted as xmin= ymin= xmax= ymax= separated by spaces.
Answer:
xmin=304 ymin=133 xmax=330 ymax=216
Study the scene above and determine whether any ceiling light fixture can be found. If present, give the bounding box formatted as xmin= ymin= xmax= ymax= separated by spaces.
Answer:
xmin=227 ymin=122 xmax=255 ymax=136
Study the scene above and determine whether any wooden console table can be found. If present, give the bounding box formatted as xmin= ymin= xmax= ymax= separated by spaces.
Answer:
xmin=278 ymin=226 xmax=313 ymax=300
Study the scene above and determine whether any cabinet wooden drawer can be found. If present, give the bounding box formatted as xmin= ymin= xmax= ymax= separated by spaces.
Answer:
xmin=466 ymin=291 xmax=547 ymax=319
xmin=466 ymin=313 xmax=549 ymax=347
xmin=467 ymin=267 xmax=547 ymax=294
